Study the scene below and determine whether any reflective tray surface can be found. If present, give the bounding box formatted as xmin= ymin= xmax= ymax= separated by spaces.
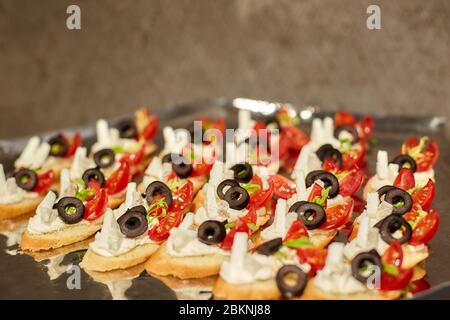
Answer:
xmin=0 ymin=98 xmax=449 ymax=299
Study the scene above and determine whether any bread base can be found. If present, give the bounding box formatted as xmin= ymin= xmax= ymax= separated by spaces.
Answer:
xmin=25 ymin=236 xmax=93 ymax=261
xmin=145 ymin=242 xmax=227 ymax=279
xmin=80 ymin=242 xmax=159 ymax=272
xmin=213 ymin=277 xmax=281 ymax=300
xmin=0 ymin=196 xmax=43 ymax=220
xmin=20 ymin=222 xmax=102 ymax=252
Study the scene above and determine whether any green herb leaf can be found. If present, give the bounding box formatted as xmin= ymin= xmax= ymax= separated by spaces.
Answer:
xmin=283 ymin=236 xmax=314 ymax=249
xmin=240 ymin=183 xmax=261 ymax=195
xmin=247 ymin=223 xmax=258 ymax=231
xmin=339 ymin=138 xmax=352 ymax=153
xmin=224 ymin=221 xmax=236 ymax=229
xmin=75 ymin=187 xmax=96 ymax=202
xmin=408 ymin=136 xmax=428 ymax=160
xmin=335 ymin=171 xmax=351 ymax=181
xmin=112 ymin=145 xmax=124 ymax=154
xmin=383 ymin=263 xmax=399 ymax=276
xmin=408 ymin=210 xmax=427 ymax=230
xmin=167 ymin=178 xmax=185 ymax=191
xmin=393 ymin=200 xmax=405 ymax=209
xmin=276 ymin=250 xmax=288 ymax=259
xmin=312 ymin=186 xmax=330 ymax=206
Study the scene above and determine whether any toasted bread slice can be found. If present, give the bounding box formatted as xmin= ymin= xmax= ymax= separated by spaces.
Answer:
xmin=213 ymin=277 xmax=281 ymax=300
xmin=0 ymin=211 xmax=34 ymax=232
xmin=145 ymin=242 xmax=227 ymax=279
xmin=25 ymin=236 xmax=93 ymax=261
xmin=108 ymin=192 xmax=126 ymax=209
xmin=84 ymin=263 xmax=145 ymax=284
xmin=301 ymin=279 xmax=401 ymax=300
xmin=80 ymin=243 xmax=159 ymax=272
xmin=20 ymin=222 xmax=102 ymax=252
xmin=0 ymin=196 xmax=43 ymax=220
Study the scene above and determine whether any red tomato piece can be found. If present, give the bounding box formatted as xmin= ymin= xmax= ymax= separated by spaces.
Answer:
xmin=32 ymin=170 xmax=55 ymax=194
xmin=352 ymin=195 xmax=366 ymax=214
xmin=284 ymin=220 xmax=309 ymax=242
xmin=269 ymin=174 xmax=296 ymax=200
xmin=247 ymin=178 xmax=274 ymax=210
xmin=411 ymin=179 xmax=435 ymax=211
xmin=191 ymin=160 xmax=214 ymax=178
xmin=104 ymin=160 xmax=131 ymax=195
xmin=409 ymin=209 xmax=439 ymax=245
xmin=320 ymin=199 xmax=353 ymax=230
xmin=307 ymin=183 xmax=325 ymax=206
xmin=296 ymin=248 xmax=328 ymax=275
xmin=408 ymin=278 xmax=431 ymax=295
xmin=380 ymin=267 xmax=413 ymax=291
xmin=382 ymin=240 xmax=404 ymax=268
xmin=334 ymin=111 xmax=357 ymax=126
xmin=148 ymin=210 xmax=183 ymax=242
xmin=401 ymin=136 xmax=439 ymax=172
xmin=339 ymin=169 xmax=364 ymax=197
xmin=393 ymin=168 xmax=416 ymax=191
xmin=356 ymin=116 xmax=374 ymax=142
xmin=139 ymin=115 xmax=158 ymax=142
xmin=280 ymin=126 xmax=310 ymax=152
xmin=219 ymin=219 xmax=250 ymax=250
xmin=84 ymin=188 xmax=108 ymax=221
xmin=64 ymin=132 xmax=82 ymax=158
xmin=169 ymin=179 xmax=194 ymax=213
xmin=341 ymin=143 xmax=366 ymax=170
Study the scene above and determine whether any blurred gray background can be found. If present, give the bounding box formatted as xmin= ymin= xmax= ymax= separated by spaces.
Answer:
xmin=0 ymin=0 xmax=449 ymax=139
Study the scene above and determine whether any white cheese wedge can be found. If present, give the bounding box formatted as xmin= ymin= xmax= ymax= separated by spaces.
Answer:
xmin=14 ymin=136 xmax=41 ymax=168
xmin=376 ymin=150 xmax=389 ymax=179
xmin=229 ymin=232 xmax=248 ymax=270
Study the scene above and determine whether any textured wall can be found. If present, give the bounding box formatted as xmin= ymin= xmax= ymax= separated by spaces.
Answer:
xmin=0 ymin=0 xmax=449 ymax=138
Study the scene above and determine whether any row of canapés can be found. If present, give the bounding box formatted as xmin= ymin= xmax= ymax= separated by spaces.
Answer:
xmin=0 ymin=106 xmax=440 ymax=299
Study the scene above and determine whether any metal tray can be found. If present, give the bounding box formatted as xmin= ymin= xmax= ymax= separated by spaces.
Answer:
xmin=0 ymin=97 xmax=449 ymax=300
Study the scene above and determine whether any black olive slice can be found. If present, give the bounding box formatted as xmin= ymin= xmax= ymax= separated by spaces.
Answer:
xmin=172 ymin=162 xmax=193 ymax=179
xmin=384 ymin=188 xmax=413 ymax=215
xmin=216 ymin=179 xmax=239 ymax=200
xmin=56 ymin=196 xmax=85 ymax=224
xmin=256 ymin=238 xmax=283 ymax=256
xmin=48 ymin=134 xmax=69 ymax=157
xmin=14 ymin=168 xmax=38 ymax=191
xmin=197 ymin=220 xmax=227 ymax=245
xmin=144 ymin=181 xmax=173 ymax=206
xmin=378 ymin=214 xmax=412 ymax=244
xmin=230 ymin=163 xmax=253 ymax=183
xmin=351 ymin=250 xmax=382 ymax=284
xmin=117 ymin=205 xmax=148 ymax=238
xmin=316 ymin=144 xmax=334 ymax=161
xmin=289 ymin=201 xmax=326 ymax=230
xmin=391 ymin=154 xmax=417 ymax=173
xmin=334 ymin=125 xmax=359 ymax=143
xmin=116 ymin=118 xmax=138 ymax=139
xmin=93 ymin=148 xmax=116 ymax=169
xmin=305 ymin=170 xmax=339 ymax=198
xmin=376 ymin=185 xmax=396 ymax=201
xmin=82 ymin=168 xmax=106 ymax=187
xmin=276 ymin=265 xmax=307 ymax=299
xmin=224 ymin=186 xmax=250 ymax=210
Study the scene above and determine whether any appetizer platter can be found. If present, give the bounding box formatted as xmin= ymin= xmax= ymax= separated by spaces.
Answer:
xmin=0 ymin=97 xmax=449 ymax=300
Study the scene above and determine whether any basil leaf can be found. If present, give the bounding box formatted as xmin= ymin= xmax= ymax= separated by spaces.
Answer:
xmin=283 ymin=236 xmax=314 ymax=249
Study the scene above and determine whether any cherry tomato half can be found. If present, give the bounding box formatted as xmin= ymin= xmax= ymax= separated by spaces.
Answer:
xmin=104 ymin=160 xmax=131 ymax=195
xmin=169 ymin=179 xmax=194 ymax=213
xmin=269 ymin=174 xmax=296 ymax=200
xmin=284 ymin=220 xmax=309 ymax=242
xmin=219 ymin=219 xmax=250 ymax=250
xmin=341 ymin=143 xmax=366 ymax=170
xmin=84 ymin=188 xmax=108 ymax=221
xmin=409 ymin=209 xmax=439 ymax=245
xmin=401 ymin=136 xmax=439 ymax=172
xmin=148 ymin=210 xmax=183 ymax=242
xmin=296 ymin=248 xmax=327 ymax=275
xmin=32 ymin=170 xmax=55 ymax=194
xmin=339 ymin=169 xmax=364 ymax=197
xmin=247 ymin=178 xmax=274 ymax=210
xmin=334 ymin=111 xmax=357 ymax=126
xmin=64 ymin=132 xmax=82 ymax=158
xmin=320 ymin=199 xmax=353 ymax=230
xmin=393 ymin=168 xmax=416 ymax=191
xmin=412 ymin=179 xmax=435 ymax=211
